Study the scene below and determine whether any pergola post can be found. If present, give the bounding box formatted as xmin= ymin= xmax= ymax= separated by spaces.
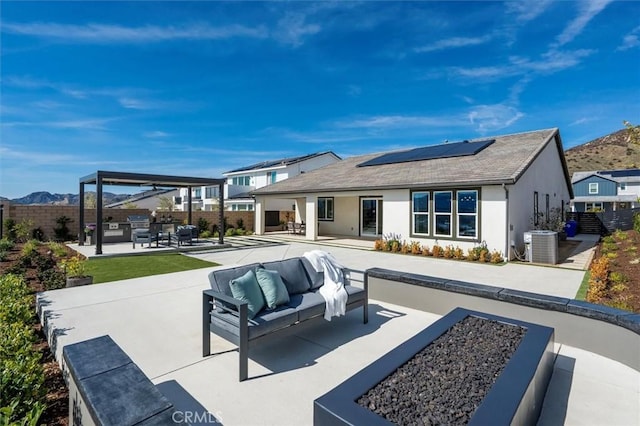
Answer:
xmin=96 ymin=173 xmax=103 ymax=255
xmin=218 ymin=182 xmax=224 ymax=245
xmin=187 ymin=186 xmax=193 ymax=225
xmin=79 ymin=182 xmax=85 ymax=246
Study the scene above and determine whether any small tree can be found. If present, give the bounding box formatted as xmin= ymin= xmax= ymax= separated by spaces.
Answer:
xmin=157 ymin=196 xmax=175 ymax=212
xmin=122 ymin=201 xmax=138 ymax=209
xmin=3 ymin=218 xmax=17 ymax=242
xmin=623 ymin=120 xmax=640 ymax=145
xmin=53 ymin=215 xmax=73 ymax=242
xmin=85 ymin=192 xmax=97 ymax=208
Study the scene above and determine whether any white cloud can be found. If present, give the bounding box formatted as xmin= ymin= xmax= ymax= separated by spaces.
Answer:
xmin=505 ymin=0 xmax=554 ymax=23
xmin=414 ymin=35 xmax=492 ymax=53
xmin=569 ymin=117 xmax=593 ymax=126
xmin=143 ymin=131 xmax=170 ymax=138
xmin=553 ymin=0 xmax=613 ymax=47
xmin=0 ymin=146 xmax=78 ymax=165
xmin=2 ymin=22 xmax=268 ymax=43
xmin=3 ymin=117 xmax=114 ymax=130
xmin=273 ymin=12 xmax=321 ymax=47
xmin=347 ymin=85 xmax=362 ymax=97
xmin=468 ymin=105 xmax=524 ymax=133
xmin=118 ymin=97 xmax=164 ymax=110
xmin=617 ymin=26 xmax=640 ymax=51
xmin=336 ymin=115 xmax=451 ymax=129
xmin=448 ymin=49 xmax=595 ymax=82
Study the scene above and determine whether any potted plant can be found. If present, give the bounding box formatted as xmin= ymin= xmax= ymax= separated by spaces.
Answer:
xmin=84 ymin=223 xmax=97 ymax=245
xmin=61 ymin=255 xmax=93 ymax=287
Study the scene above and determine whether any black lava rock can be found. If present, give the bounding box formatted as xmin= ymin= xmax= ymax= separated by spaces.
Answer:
xmin=357 ymin=316 xmax=526 ymax=425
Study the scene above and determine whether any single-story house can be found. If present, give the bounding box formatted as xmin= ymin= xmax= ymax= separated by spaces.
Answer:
xmin=252 ymin=128 xmax=573 ymax=260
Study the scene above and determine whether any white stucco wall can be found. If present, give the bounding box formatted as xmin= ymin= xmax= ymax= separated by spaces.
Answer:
xmin=508 ymin=135 xmax=571 ymax=253
xmin=318 ymin=196 xmax=359 ymax=236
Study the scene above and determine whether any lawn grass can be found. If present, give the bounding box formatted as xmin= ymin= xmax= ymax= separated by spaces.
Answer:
xmin=85 ymin=253 xmax=219 ymax=283
xmin=575 ymin=271 xmax=590 ymax=300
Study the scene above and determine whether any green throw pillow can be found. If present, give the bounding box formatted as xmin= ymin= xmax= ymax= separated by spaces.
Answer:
xmin=255 ymin=268 xmax=290 ymax=310
xmin=229 ymin=270 xmax=265 ymax=319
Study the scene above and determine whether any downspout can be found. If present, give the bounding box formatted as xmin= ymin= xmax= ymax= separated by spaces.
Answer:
xmin=503 ymin=183 xmax=510 ymax=262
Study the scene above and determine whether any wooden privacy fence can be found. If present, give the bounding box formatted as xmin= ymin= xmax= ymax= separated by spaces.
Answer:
xmin=0 ymin=203 xmax=256 ymax=241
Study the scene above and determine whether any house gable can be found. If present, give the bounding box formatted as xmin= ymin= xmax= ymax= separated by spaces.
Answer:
xmin=573 ymin=175 xmax=618 ymax=197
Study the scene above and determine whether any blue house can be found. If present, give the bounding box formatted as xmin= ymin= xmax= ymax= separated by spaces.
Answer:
xmin=571 ymin=169 xmax=640 ymax=212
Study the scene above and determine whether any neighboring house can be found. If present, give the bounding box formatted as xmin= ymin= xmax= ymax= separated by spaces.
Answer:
xmin=174 ymin=151 xmax=341 ymax=213
xmin=105 ymin=188 xmax=179 ymax=210
xmin=252 ymin=128 xmax=573 ymax=260
xmin=570 ymin=169 xmax=640 ymax=212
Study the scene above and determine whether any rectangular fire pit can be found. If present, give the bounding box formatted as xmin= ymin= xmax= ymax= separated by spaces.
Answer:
xmin=314 ymin=307 xmax=555 ymax=426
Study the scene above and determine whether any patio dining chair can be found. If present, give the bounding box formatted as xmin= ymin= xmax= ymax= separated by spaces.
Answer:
xmin=171 ymin=226 xmax=193 ymax=246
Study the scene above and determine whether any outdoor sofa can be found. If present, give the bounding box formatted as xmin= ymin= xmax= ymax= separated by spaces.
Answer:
xmin=202 ymin=257 xmax=368 ymax=381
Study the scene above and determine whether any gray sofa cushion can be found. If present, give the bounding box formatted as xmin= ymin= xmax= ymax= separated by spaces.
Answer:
xmin=211 ymin=305 xmax=298 ymax=340
xmin=209 ymin=263 xmax=261 ymax=297
xmin=260 ymin=258 xmax=311 ymax=295
xmin=287 ymin=291 xmax=326 ymax=321
xmin=300 ymin=257 xmax=325 ymax=290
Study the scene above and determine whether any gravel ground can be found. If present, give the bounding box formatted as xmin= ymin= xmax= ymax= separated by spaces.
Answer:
xmin=357 ymin=316 xmax=526 ymax=425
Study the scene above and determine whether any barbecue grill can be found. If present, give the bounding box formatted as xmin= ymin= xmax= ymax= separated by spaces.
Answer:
xmin=128 ymin=215 xmax=152 ymax=247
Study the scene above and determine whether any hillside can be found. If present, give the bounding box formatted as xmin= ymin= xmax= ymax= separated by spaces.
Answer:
xmin=6 ymin=191 xmax=130 ymax=205
xmin=565 ymin=128 xmax=640 ymax=176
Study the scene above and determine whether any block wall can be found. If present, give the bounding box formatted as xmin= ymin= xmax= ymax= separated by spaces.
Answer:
xmin=0 ymin=202 xmax=255 ymax=240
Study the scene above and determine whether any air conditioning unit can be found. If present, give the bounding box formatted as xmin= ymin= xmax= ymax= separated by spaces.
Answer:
xmin=523 ymin=230 xmax=558 ymax=264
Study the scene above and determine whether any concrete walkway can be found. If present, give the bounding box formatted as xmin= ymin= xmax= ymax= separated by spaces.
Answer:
xmin=189 ymin=240 xmax=587 ymax=299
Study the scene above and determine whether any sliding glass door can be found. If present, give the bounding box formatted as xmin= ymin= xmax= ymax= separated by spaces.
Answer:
xmin=361 ymin=198 xmax=382 ymax=237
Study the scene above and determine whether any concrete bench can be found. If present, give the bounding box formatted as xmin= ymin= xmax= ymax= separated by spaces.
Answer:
xmin=63 ymin=335 xmax=183 ymax=425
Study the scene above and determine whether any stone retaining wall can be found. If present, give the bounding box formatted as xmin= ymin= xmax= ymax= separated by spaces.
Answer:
xmin=367 ymin=267 xmax=640 ymax=371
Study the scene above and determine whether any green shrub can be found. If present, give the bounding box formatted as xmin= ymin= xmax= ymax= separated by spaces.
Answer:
xmin=53 ymin=215 xmax=73 ymax=242
xmin=634 ymin=212 xmax=640 ymax=233
xmin=236 ymin=218 xmax=244 ymax=230
xmin=20 ymin=240 xmax=40 ymax=258
xmin=200 ymin=230 xmax=212 ymax=239
xmin=40 ymin=268 xmax=66 ymax=291
xmin=0 ymin=274 xmax=46 ymax=423
xmin=3 ymin=219 xmax=17 ymax=242
xmin=31 ymin=227 xmax=45 ymax=242
xmin=14 ymin=220 xmax=34 ymax=243
xmin=0 ymin=238 xmax=15 ymax=252
xmin=197 ymin=218 xmax=209 ymax=235
xmin=45 ymin=241 xmax=68 ymax=258
xmin=0 ymin=250 xmax=7 ymax=262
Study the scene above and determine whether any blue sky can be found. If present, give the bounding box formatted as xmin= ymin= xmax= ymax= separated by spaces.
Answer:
xmin=1 ymin=1 xmax=639 ymax=199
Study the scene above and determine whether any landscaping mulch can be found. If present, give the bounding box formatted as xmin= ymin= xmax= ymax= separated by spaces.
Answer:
xmin=592 ymin=230 xmax=640 ymax=313
xmin=0 ymin=242 xmax=74 ymax=425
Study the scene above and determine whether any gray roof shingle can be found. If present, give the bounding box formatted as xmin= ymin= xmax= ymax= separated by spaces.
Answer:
xmin=253 ymin=128 xmax=565 ymax=195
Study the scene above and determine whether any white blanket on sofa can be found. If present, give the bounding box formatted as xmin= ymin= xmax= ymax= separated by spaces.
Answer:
xmin=303 ymin=250 xmax=348 ymax=321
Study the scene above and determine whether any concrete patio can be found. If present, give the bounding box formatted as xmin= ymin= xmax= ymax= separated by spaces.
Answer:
xmin=37 ymin=240 xmax=638 ymax=425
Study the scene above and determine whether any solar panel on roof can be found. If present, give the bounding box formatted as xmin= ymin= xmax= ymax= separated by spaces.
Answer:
xmin=357 ymin=139 xmax=495 ymax=167
xmin=606 ymin=169 xmax=640 ymax=178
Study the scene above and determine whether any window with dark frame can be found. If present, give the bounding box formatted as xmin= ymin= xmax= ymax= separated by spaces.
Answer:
xmin=457 ymin=190 xmax=478 ymax=238
xmin=412 ymin=192 xmax=429 ymax=235
xmin=534 ymin=191 xmax=539 ymax=226
xmin=545 ymin=194 xmax=550 ymax=222
xmin=318 ymin=197 xmax=334 ymax=221
xmin=434 ymin=191 xmax=452 ymax=237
